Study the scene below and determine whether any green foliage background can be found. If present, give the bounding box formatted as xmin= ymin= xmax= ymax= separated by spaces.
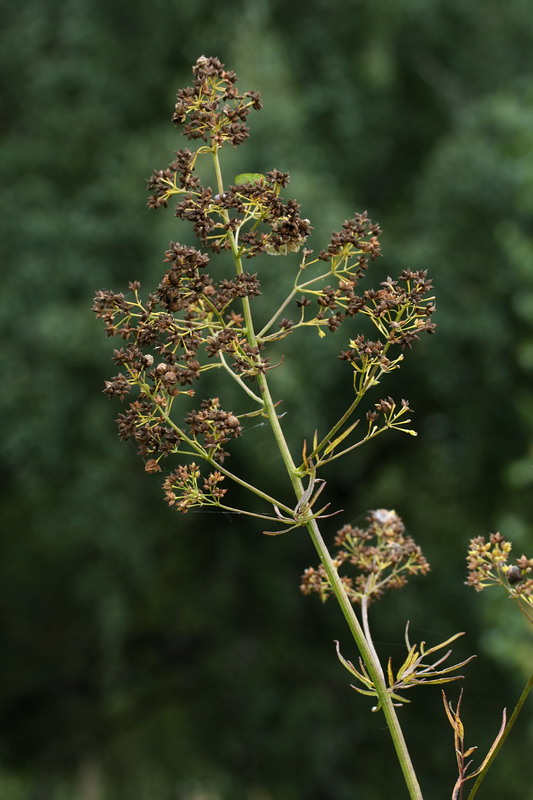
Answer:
xmin=1 ymin=0 xmax=532 ymax=797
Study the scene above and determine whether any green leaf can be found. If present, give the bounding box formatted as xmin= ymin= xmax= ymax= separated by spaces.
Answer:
xmin=234 ymin=172 xmax=266 ymax=185
xmin=323 ymin=419 xmax=360 ymax=456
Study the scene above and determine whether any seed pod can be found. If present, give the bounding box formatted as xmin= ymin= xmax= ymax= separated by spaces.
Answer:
xmin=507 ymin=565 xmax=523 ymax=585
xmin=167 ymin=268 xmax=181 ymax=286
xmin=162 ymin=370 xmax=178 ymax=386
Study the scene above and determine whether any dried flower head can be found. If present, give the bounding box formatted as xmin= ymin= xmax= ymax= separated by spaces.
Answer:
xmin=301 ymin=509 xmax=430 ymax=605
xmin=173 ymin=55 xmax=262 ymax=146
xmin=94 ymin=57 xmax=435 ymax=530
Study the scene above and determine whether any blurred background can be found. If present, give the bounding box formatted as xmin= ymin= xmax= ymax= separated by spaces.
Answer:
xmin=1 ymin=0 xmax=533 ymax=797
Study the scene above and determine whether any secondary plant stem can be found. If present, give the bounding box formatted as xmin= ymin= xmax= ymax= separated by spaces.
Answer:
xmin=467 ymin=671 xmax=533 ymax=800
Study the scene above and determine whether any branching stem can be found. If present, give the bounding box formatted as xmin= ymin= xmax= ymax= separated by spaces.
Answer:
xmin=212 ymin=146 xmax=425 ymax=800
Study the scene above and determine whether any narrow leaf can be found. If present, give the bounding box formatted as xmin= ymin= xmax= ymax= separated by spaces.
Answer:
xmin=422 ymin=631 xmax=466 ymax=658
xmin=335 ymin=641 xmax=363 ymax=681
xmin=301 ymin=438 xmax=308 ymax=469
xmin=468 ymin=709 xmax=507 ymax=779
xmin=442 ymin=691 xmax=463 ymax=738
xmin=396 ymin=645 xmax=420 ymax=681
xmin=323 ymin=420 xmax=361 ymax=456
xmin=262 ymin=525 xmax=296 ymax=536
xmin=389 ymin=690 xmax=411 ymax=705
xmin=387 ymin=657 xmax=395 ymax=688
xmin=350 ymin=685 xmax=379 ymax=698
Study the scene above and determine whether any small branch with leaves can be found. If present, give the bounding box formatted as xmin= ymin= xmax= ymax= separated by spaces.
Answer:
xmin=336 ymin=627 xmax=473 ymax=712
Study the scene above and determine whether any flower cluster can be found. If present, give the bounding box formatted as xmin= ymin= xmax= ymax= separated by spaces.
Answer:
xmin=92 ymin=263 xmax=250 ymax=478
xmin=466 ymin=533 xmax=533 ymax=615
xmin=269 ymin=212 xmax=383 ymax=339
xmin=173 ymin=55 xmax=262 ymax=146
xmin=365 ymin=397 xmax=415 ymax=435
xmin=116 ymin=398 xmax=181 ymax=464
xmin=255 ymin=217 xmax=435 ymax=355
xmin=94 ymin=57 xmax=435 ymax=522
xmin=319 ymin=211 xmax=381 ymax=260
xmin=328 ymin=270 xmax=435 ymax=384
xmin=185 ymin=398 xmax=242 ymax=462
xmin=162 ymin=463 xmax=227 ymax=514
xmin=345 ymin=269 xmax=435 ymax=350
xmin=146 ymin=55 xmax=261 ymax=211
xmin=145 ymin=57 xmax=311 ymax=259
xmin=151 ymin=169 xmax=313 ymax=257
xmin=301 ymin=509 xmax=430 ymax=605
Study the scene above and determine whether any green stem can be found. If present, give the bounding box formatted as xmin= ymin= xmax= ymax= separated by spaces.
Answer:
xmin=217 ymin=351 xmax=264 ymax=404
xmin=256 ymin=267 xmax=330 ymax=339
xmin=361 ymin=595 xmax=386 ymax=682
xmin=315 ymin=422 xmax=389 ymax=467
xmin=307 ymin=305 xmax=409 ymax=463
xmin=142 ymin=385 xmax=293 ymax=515
xmin=210 ymin=502 xmax=296 ymax=524
xmin=466 ymin=671 xmax=533 ymax=800
xmin=307 ymin=393 xmax=362 ymax=464
xmin=214 ymin=146 xmax=423 ymax=798
xmin=257 ymin=284 xmax=300 ymax=339
xmin=206 ymin=459 xmax=294 ymax=516
xmin=304 ymin=517 xmax=424 ymax=800
xmin=514 ymin=598 xmax=533 ymax=626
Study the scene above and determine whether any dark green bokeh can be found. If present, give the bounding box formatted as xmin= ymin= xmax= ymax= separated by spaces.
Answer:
xmin=1 ymin=1 xmax=532 ymax=797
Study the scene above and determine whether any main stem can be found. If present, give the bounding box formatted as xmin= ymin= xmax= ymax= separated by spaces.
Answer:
xmin=260 ymin=375 xmax=423 ymax=800
xmin=213 ymin=148 xmax=423 ymax=799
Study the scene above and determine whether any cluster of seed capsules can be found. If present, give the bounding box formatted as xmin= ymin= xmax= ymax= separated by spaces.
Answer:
xmin=93 ymin=56 xmax=436 ymax=513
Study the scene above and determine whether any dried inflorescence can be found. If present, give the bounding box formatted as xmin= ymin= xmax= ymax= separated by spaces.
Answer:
xmin=301 ymin=509 xmax=430 ymax=605
xmin=319 ymin=211 xmax=381 ymax=263
xmin=147 ymin=56 xmax=262 ymax=207
xmin=173 ymin=55 xmax=262 ymax=146
xmin=261 ymin=224 xmax=435 ymax=365
xmin=341 ymin=270 xmax=435 ymax=350
xmin=162 ymin=463 xmax=228 ymax=514
xmin=94 ymin=56 xmax=435 ymax=519
xmin=185 ymin=398 xmax=242 ymax=462
xmin=154 ymin=169 xmax=313 ymax=256
xmin=466 ymin=533 xmax=533 ymax=618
